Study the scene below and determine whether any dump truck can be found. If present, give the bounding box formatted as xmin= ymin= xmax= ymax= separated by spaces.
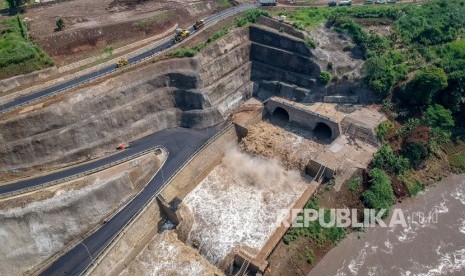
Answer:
xmin=259 ymin=0 xmax=277 ymax=6
xmin=116 ymin=58 xmax=128 ymax=68
xmin=339 ymin=0 xmax=352 ymax=6
xmin=193 ymin=19 xmax=205 ymax=30
xmin=174 ymin=28 xmax=190 ymax=43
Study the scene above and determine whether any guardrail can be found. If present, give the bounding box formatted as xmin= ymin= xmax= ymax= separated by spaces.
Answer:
xmin=0 ymin=146 xmax=163 ymax=199
xmin=0 ymin=3 xmax=258 ymax=115
xmin=82 ymin=123 xmax=235 ymax=275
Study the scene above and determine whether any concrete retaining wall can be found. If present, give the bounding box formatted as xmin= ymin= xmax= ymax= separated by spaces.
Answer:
xmin=161 ymin=125 xmax=240 ymax=202
xmin=265 ymin=98 xmax=341 ymax=139
xmin=85 ymin=200 xmax=163 ymax=276
xmin=86 ymin=124 xmax=240 ymax=275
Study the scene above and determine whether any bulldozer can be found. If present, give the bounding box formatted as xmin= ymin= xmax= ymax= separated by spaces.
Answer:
xmin=116 ymin=58 xmax=129 ymax=68
xmin=174 ymin=28 xmax=190 ymax=43
xmin=193 ymin=19 xmax=205 ymax=30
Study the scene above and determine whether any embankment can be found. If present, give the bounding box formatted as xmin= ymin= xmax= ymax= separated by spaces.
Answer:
xmin=0 ymin=150 xmax=164 ymax=275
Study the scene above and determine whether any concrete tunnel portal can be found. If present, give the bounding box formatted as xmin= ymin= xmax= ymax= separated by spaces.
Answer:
xmin=313 ymin=122 xmax=332 ymax=140
xmin=266 ymin=98 xmax=341 ymax=140
xmin=270 ymin=107 xmax=290 ymax=127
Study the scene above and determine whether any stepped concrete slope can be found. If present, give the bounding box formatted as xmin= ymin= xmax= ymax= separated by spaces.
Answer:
xmin=0 ymin=19 xmax=351 ymax=179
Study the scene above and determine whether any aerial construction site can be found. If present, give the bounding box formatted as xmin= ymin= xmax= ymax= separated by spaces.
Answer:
xmin=4 ymin=0 xmax=458 ymax=275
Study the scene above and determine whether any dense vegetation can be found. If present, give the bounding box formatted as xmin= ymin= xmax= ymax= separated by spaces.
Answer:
xmin=285 ymin=0 xmax=465 ymax=217
xmin=0 ymin=16 xmax=54 ymax=79
xmin=362 ymin=168 xmax=395 ymax=217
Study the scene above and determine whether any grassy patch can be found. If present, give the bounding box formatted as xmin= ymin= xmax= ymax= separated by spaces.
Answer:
xmin=235 ymin=9 xmax=269 ymax=27
xmin=133 ymin=12 xmax=172 ymax=27
xmin=403 ymin=177 xmax=423 ymax=197
xmin=348 ymin=177 xmax=361 ymax=192
xmin=218 ymin=0 xmax=230 ymax=8
xmin=0 ymin=16 xmax=54 ymax=79
xmin=0 ymin=0 xmax=7 ymax=9
xmin=167 ymin=48 xmax=198 ymax=58
xmin=445 ymin=141 xmax=465 ymax=172
xmin=283 ymin=198 xmax=346 ymax=247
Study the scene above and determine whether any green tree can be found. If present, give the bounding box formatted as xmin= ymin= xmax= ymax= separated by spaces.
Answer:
xmin=6 ymin=0 xmax=25 ymax=13
xmin=56 ymin=18 xmax=65 ymax=31
xmin=401 ymin=66 xmax=448 ymax=106
xmin=363 ymin=55 xmax=398 ymax=98
xmin=441 ymin=70 xmax=465 ymax=112
xmin=402 ymin=142 xmax=428 ymax=169
xmin=425 ymin=104 xmax=455 ymax=130
xmin=373 ymin=143 xmax=410 ymax=175
xmin=362 ymin=168 xmax=395 ymax=218
xmin=376 ymin=121 xmax=393 ymax=141
xmin=425 ymin=104 xmax=455 ymax=143
xmin=318 ymin=71 xmax=331 ymax=85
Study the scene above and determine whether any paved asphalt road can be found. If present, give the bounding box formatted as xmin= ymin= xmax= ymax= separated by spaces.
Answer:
xmin=37 ymin=123 xmax=227 ymax=275
xmin=0 ymin=3 xmax=255 ymax=275
xmin=0 ymin=3 xmax=258 ymax=114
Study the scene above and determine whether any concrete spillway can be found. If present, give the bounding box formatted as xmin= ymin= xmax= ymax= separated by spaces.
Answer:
xmin=183 ymin=147 xmax=309 ymax=268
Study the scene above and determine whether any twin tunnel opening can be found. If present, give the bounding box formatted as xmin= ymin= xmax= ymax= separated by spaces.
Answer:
xmin=270 ymin=107 xmax=332 ymax=140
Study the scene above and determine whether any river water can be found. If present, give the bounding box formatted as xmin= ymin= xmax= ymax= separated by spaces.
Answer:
xmin=309 ymin=174 xmax=465 ymax=276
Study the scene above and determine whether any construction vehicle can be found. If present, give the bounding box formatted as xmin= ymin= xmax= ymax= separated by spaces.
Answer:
xmin=116 ymin=58 xmax=128 ymax=68
xmin=339 ymin=0 xmax=352 ymax=6
xmin=174 ymin=28 xmax=190 ymax=43
xmin=259 ymin=0 xmax=277 ymax=6
xmin=193 ymin=19 xmax=205 ymax=30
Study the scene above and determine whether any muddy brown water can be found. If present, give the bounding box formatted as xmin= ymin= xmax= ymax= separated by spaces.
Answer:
xmin=309 ymin=174 xmax=465 ymax=276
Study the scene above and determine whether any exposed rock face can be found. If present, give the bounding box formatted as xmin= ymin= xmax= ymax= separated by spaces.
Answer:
xmin=0 ymin=28 xmax=252 ymax=175
xmin=0 ymin=20 xmax=369 ymax=176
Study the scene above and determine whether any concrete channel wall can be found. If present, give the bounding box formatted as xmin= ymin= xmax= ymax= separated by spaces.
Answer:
xmin=86 ymin=124 xmax=240 ymax=275
xmin=86 ymin=200 xmax=163 ymax=276
xmin=161 ymin=124 xmax=240 ymax=202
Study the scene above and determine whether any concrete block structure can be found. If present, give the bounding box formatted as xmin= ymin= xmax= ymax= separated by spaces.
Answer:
xmin=265 ymin=97 xmax=341 ymax=140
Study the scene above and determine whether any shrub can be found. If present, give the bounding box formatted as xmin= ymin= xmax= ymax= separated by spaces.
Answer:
xmin=283 ymin=198 xmax=345 ymax=246
xmin=425 ymin=104 xmax=454 ymax=144
xmin=167 ymin=48 xmax=197 ymax=58
xmin=306 ymin=249 xmax=315 ymax=264
xmin=362 ymin=168 xmax=395 ymax=217
xmin=56 ymin=18 xmax=65 ymax=31
xmin=318 ymin=71 xmax=331 ymax=85
xmin=373 ymin=143 xmax=410 ymax=175
xmin=235 ymin=9 xmax=269 ymax=27
xmin=399 ymin=67 xmax=448 ymax=106
xmin=401 ymin=142 xmax=428 ymax=169
xmin=376 ymin=121 xmax=393 ymax=141
xmin=304 ymin=37 xmax=317 ymax=49
xmin=348 ymin=177 xmax=361 ymax=192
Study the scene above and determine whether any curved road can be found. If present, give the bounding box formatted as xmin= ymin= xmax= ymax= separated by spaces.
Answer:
xmin=31 ymin=123 xmax=226 ymax=275
xmin=0 ymin=3 xmax=258 ymax=114
xmin=0 ymin=3 xmax=255 ymax=275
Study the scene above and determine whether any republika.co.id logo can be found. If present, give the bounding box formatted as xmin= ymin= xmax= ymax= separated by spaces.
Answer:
xmin=277 ymin=208 xmax=439 ymax=228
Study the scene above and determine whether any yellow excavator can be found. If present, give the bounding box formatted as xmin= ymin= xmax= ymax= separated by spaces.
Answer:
xmin=174 ymin=28 xmax=190 ymax=43
xmin=116 ymin=58 xmax=128 ymax=68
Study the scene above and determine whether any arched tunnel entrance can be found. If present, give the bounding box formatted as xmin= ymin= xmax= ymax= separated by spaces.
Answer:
xmin=313 ymin=122 xmax=332 ymax=140
xmin=270 ymin=107 xmax=289 ymax=127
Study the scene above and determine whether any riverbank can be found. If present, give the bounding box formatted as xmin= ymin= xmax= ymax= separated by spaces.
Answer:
xmin=309 ymin=173 xmax=465 ymax=276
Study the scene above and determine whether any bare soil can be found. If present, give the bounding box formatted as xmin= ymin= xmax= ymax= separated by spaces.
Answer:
xmin=24 ymin=0 xmax=248 ymax=65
